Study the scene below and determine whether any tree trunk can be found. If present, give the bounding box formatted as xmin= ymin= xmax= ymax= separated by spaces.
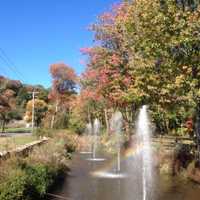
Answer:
xmin=124 ymin=121 xmax=130 ymax=135
xmin=163 ymin=116 xmax=169 ymax=134
xmin=104 ymin=108 xmax=109 ymax=135
xmin=196 ymin=101 xmax=200 ymax=160
xmin=124 ymin=106 xmax=132 ymax=137
xmin=51 ymin=100 xmax=59 ymax=129
xmin=87 ymin=107 xmax=92 ymax=125
xmin=50 ymin=115 xmax=55 ymax=129
xmin=1 ymin=119 xmax=5 ymax=133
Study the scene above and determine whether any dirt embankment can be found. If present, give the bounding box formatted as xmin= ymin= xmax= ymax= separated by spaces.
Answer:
xmin=154 ymin=136 xmax=200 ymax=183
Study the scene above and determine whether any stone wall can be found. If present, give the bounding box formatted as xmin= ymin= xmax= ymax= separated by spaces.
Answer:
xmin=0 ymin=138 xmax=48 ymax=161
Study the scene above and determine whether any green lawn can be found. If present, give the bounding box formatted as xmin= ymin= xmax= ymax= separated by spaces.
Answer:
xmin=0 ymin=135 xmax=37 ymax=152
xmin=4 ymin=127 xmax=32 ymax=133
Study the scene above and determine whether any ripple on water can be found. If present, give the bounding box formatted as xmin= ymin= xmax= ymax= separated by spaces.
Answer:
xmin=86 ymin=158 xmax=106 ymax=161
xmin=91 ymin=171 xmax=127 ymax=179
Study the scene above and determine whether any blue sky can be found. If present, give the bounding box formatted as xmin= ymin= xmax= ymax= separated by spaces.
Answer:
xmin=0 ymin=0 xmax=119 ymax=87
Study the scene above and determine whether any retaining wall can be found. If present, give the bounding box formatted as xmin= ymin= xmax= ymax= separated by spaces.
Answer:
xmin=0 ymin=138 xmax=48 ymax=161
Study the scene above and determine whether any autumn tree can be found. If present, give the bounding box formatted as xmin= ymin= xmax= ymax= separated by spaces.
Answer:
xmin=80 ymin=0 xmax=200 ymax=136
xmin=0 ymin=76 xmax=23 ymax=132
xmin=0 ymin=95 xmax=10 ymax=133
xmin=24 ymin=99 xmax=48 ymax=127
xmin=49 ymin=63 xmax=77 ymax=128
xmin=80 ymin=3 xmax=141 ymax=135
xmin=121 ymin=0 xmax=200 ymax=134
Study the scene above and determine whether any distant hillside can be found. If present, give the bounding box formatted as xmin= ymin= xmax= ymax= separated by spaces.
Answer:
xmin=0 ymin=75 xmax=50 ymax=131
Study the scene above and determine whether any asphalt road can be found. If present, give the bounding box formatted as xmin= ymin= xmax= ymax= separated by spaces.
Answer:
xmin=0 ymin=132 xmax=32 ymax=137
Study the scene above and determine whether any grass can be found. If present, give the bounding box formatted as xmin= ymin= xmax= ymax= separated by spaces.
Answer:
xmin=4 ymin=127 xmax=32 ymax=133
xmin=0 ymin=132 xmax=78 ymax=200
xmin=0 ymin=135 xmax=38 ymax=152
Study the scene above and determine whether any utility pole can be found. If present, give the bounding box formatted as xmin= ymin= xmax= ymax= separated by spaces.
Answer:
xmin=29 ymin=90 xmax=39 ymax=133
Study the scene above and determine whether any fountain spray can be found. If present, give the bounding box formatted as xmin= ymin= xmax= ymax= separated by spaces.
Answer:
xmin=136 ymin=105 xmax=153 ymax=200
xmin=110 ymin=111 xmax=123 ymax=172
xmin=93 ymin=118 xmax=100 ymax=159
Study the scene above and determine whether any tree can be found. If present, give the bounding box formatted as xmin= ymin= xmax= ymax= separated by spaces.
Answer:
xmin=49 ymin=63 xmax=77 ymax=128
xmin=24 ymin=99 xmax=48 ymax=127
xmin=16 ymin=87 xmax=32 ymax=108
xmin=0 ymin=95 xmax=10 ymax=133
xmin=80 ymin=3 xmax=138 ymax=135
xmin=122 ymin=0 xmax=200 ymax=133
xmin=0 ymin=78 xmax=17 ymax=133
xmin=50 ymin=63 xmax=77 ymax=95
xmin=80 ymin=0 xmax=200 ymax=136
xmin=34 ymin=85 xmax=49 ymax=103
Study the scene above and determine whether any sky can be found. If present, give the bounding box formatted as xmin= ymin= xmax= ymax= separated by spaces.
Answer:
xmin=0 ymin=0 xmax=119 ymax=88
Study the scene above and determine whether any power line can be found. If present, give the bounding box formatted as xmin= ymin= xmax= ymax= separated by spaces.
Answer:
xmin=0 ymin=63 xmax=10 ymax=77
xmin=0 ymin=53 xmax=24 ymax=82
xmin=0 ymin=54 xmax=14 ymax=77
xmin=0 ymin=47 xmax=26 ymax=82
xmin=0 ymin=48 xmax=25 ymax=78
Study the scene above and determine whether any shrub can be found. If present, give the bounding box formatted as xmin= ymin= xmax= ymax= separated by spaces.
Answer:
xmin=33 ymin=128 xmax=53 ymax=138
xmin=68 ymin=115 xmax=85 ymax=135
xmin=176 ymin=127 xmax=188 ymax=136
xmin=0 ymin=131 xmax=78 ymax=200
xmin=23 ymin=164 xmax=54 ymax=198
xmin=0 ymin=169 xmax=28 ymax=200
xmin=53 ymin=112 xmax=69 ymax=129
xmin=55 ymin=132 xmax=78 ymax=154
xmin=174 ymin=143 xmax=194 ymax=169
xmin=0 ymin=162 xmax=60 ymax=200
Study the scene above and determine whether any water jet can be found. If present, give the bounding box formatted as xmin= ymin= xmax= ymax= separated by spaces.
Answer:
xmin=80 ymin=122 xmax=93 ymax=154
xmin=86 ymin=119 xmax=106 ymax=161
xmin=135 ymin=105 xmax=153 ymax=200
xmin=92 ymin=112 xmax=126 ymax=178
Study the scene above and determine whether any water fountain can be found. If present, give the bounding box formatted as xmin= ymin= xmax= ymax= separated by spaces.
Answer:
xmin=92 ymin=111 xmax=126 ymax=178
xmin=92 ymin=118 xmax=100 ymax=159
xmin=110 ymin=111 xmax=123 ymax=172
xmin=86 ymin=122 xmax=93 ymax=135
xmin=87 ymin=118 xmax=105 ymax=161
xmin=135 ymin=105 xmax=153 ymax=200
xmin=80 ymin=123 xmax=93 ymax=154
xmin=52 ymin=105 xmax=200 ymax=200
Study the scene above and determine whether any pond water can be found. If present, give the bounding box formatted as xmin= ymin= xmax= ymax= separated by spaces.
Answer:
xmin=50 ymin=153 xmax=200 ymax=200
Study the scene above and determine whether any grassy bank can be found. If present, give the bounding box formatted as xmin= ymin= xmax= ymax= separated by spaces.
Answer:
xmin=4 ymin=128 xmax=32 ymax=133
xmin=0 ymin=132 xmax=78 ymax=200
xmin=0 ymin=135 xmax=37 ymax=152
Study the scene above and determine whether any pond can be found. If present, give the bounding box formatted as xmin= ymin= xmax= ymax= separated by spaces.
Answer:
xmin=50 ymin=153 xmax=200 ymax=200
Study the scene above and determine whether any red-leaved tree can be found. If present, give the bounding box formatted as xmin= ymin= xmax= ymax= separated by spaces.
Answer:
xmin=49 ymin=63 xmax=77 ymax=128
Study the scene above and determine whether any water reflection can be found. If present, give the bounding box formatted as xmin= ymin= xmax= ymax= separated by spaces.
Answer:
xmin=51 ymin=153 xmax=200 ymax=200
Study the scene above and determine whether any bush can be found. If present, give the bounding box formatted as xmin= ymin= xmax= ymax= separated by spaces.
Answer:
xmin=0 ymin=163 xmax=61 ymax=200
xmin=56 ymin=132 xmax=78 ymax=154
xmin=0 ymin=169 xmax=28 ymax=200
xmin=23 ymin=164 xmax=54 ymax=198
xmin=68 ymin=116 xmax=85 ymax=135
xmin=176 ymin=127 xmax=188 ymax=136
xmin=174 ymin=143 xmax=194 ymax=169
xmin=33 ymin=128 xmax=53 ymax=138
xmin=53 ymin=112 xmax=69 ymax=129
xmin=7 ymin=110 xmax=22 ymax=121
xmin=0 ymin=131 xmax=78 ymax=200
